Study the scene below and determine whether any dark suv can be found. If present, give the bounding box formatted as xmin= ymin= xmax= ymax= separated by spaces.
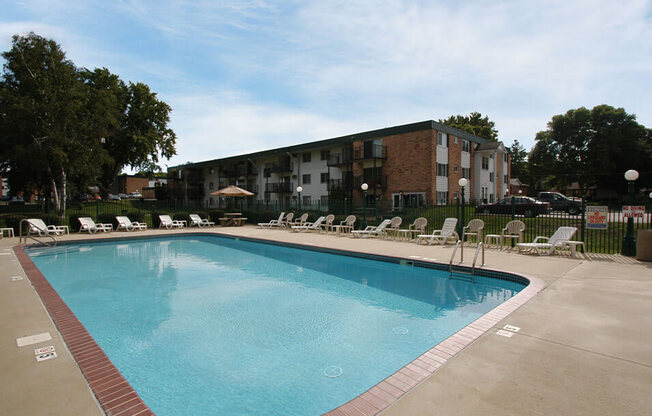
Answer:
xmin=537 ymin=192 xmax=582 ymax=215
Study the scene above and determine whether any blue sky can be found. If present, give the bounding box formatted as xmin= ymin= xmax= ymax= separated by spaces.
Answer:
xmin=2 ymin=0 xmax=651 ymax=170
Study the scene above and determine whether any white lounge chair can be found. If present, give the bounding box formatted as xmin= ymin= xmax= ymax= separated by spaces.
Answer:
xmin=291 ymin=216 xmax=325 ymax=232
xmin=189 ymin=214 xmax=215 ymax=227
xmin=416 ymin=218 xmax=459 ymax=245
xmin=78 ymin=217 xmax=113 ymax=233
xmin=26 ymin=218 xmax=65 ymax=237
xmin=517 ymin=226 xmax=578 ymax=256
xmin=116 ymin=216 xmax=147 ymax=231
xmin=258 ymin=212 xmax=285 ymax=228
xmin=159 ymin=215 xmax=185 ymax=229
xmin=351 ymin=219 xmax=392 ymax=238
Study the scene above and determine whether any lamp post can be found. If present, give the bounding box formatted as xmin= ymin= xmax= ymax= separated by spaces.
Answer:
xmin=621 ymin=169 xmax=639 ymax=256
xmin=361 ymin=183 xmax=369 ymax=228
xmin=296 ymin=185 xmax=303 ymax=211
xmin=458 ymin=178 xmax=468 ymax=238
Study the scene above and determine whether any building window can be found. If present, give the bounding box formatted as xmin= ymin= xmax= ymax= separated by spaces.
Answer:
xmin=504 ymin=174 xmax=508 ymax=184
xmin=302 ymin=196 xmax=311 ymax=206
xmin=303 ymin=152 xmax=311 ymax=163
xmin=454 ymin=166 xmax=459 ymax=173
xmin=320 ymin=172 xmax=329 ymax=183
xmin=436 ymin=163 xmax=448 ymax=177
xmin=462 ymin=167 xmax=471 ymax=179
xmin=454 ymin=137 xmax=458 ymax=144
xmin=437 ymin=132 xmax=447 ymax=147
xmin=504 ymin=153 xmax=508 ymax=162
xmin=490 ymin=173 xmax=494 ymax=182
xmin=482 ymin=157 xmax=489 ymax=170
xmin=320 ymin=150 xmax=329 ymax=161
xmin=302 ymin=174 xmax=311 ymax=184
xmin=462 ymin=140 xmax=470 ymax=152
xmin=436 ymin=191 xmax=449 ymax=205
xmin=209 ymin=182 xmax=214 ymax=190
xmin=454 ymin=191 xmax=459 ymax=199
xmin=490 ymin=154 xmax=494 ymax=159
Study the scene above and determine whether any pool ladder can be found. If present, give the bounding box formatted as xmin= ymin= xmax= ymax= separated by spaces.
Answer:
xmin=449 ymin=241 xmax=484 ymax=283
xmin=18 ymin=219 xmax=57 ymax=247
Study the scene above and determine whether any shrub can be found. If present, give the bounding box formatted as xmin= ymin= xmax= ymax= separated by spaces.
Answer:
xmin=208 ymin=210 xmax=225 ymax=222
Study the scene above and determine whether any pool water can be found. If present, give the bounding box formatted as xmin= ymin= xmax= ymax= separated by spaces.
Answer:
xmin=28 ymin=236 xmax=524 ymax=415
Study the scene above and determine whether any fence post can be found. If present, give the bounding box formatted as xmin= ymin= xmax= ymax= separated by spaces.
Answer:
xmin=511 ymin=196 xmax=516 ymax=220
xmin=95 ymin=198 xmax=99 ymax=221
xmin=580 ymin=197 xmax=586 ymax=244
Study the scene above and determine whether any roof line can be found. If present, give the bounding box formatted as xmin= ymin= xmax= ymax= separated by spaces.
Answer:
xmin=170 ymin=120 xmax=491 ymax=170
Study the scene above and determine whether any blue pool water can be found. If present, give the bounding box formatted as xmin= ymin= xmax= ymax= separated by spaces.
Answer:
xmin=28 ymin=236 xmax=524 ymax=415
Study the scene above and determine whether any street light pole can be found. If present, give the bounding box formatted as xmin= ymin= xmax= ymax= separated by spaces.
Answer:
xmin=361 ymin=183 xmax=369 ymax=228
xmin=458 ymin=178 xmax=468 ymax=239
xmin=621 ymin=169 xmax=639 ymax=256
xmin=296 ymin=185 xmax=303 ymax=212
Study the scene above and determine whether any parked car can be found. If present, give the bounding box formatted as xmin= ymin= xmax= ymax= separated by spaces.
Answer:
xmin=128 ymin=191 xmax=143 ymax=199
xmin=537 ymin=192 xmax=582 ymax=215
xmin=475 ymin=196 xmax=549 ymax=217
xmin=108 ymin=194 xmax=121 ymax=201
xmin=118 ymin=193 xmax=129 ymax=199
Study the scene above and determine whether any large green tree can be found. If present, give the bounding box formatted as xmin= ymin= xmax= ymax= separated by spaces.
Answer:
xmin=0 ymin=33 xmax=177 ymax=215
xmin=0 ymin=33 xmax=104 ymax=216
xmin=528 ymin=105 xmax=651 ymax=195
xmin=439 ymin=112 xmax=498 ymax=141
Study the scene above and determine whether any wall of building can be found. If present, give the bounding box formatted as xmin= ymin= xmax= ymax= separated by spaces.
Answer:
xmin=383 ymin=129 xmax=434 ymax=201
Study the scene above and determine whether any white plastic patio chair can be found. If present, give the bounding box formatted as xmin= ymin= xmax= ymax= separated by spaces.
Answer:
xmin=78 ymin=217 xmax=113 ymax=233
xmin=397 ymin=217 xmax=427 ymax=241
xmin=517 ymin=226 xmax=578 ymax=256
xmin=291 ymin=216 xmax=325 ymax=232
xmin=333 ymin=215 xmax=356 ymax=236
xmin=462 ymin=219 xmax=484 ymax=244
xmin=416 ymin=218 xmax=459 ymax=245
xmin=116 ymin=216 xmax=147 ymax=231
xmin=351 ymin=219 xmax=392 ymax=238
xmin=320 ymin=214 xmax=335 ymax=234
xmin=189 ymin=214 xmax=215 ymax=227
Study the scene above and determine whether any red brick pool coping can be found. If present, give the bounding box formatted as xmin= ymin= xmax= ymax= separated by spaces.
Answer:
xmin=14 ymin=236 xmax=544 ymax=416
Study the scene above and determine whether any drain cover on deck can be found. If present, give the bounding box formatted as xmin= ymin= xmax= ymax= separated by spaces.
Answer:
xmin=16 ymin=332 xmax=52 ymax=347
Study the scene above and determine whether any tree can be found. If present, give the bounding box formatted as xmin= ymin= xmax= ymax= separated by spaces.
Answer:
xmin=507 ymin=139 xmax=528 ymax=179
xmin=527 ymin=105 xmax=651 ymax=195
xmin=0 ymin=33 xmax=177 ymax=216
xmin=439 ymin=112 xmax=498 ymax=141
xmin=0 ymin=33 xmax=105 ymax=217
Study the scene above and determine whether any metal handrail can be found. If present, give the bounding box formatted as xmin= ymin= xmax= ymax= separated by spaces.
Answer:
xmin=19 ymin=219 xmax=57 ymax=247
xmin=471 ymin=242 xmax=484 ymax=275
xmin=449 ymin=240 xmax=461 ymax=273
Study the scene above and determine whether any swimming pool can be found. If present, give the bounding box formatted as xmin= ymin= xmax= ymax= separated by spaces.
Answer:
xmin=26 ymin=235 xmax=526 ymax=415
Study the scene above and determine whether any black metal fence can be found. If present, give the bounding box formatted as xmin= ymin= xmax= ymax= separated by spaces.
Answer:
xmin=1 ymin=198 xmax=650 ymax=255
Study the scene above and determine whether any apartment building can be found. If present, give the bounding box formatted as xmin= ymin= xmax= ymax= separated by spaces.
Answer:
xmin=169 ymin=120 xmax=510 ymax=208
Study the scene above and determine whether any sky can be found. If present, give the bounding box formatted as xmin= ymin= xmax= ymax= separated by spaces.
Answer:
xmin=1 ymin=0 xmax=651 ymax=170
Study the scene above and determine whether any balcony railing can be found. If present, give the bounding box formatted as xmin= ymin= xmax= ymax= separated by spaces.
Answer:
xmin=264 ymin=182 xmax=294 ymax=193
xmin=327 ymin=176 xmax=354 ymax=191
xmin=353 ymin=175 xmax=387 ymax=189
xmin=353 ymin=144 xmax=386 ymax=160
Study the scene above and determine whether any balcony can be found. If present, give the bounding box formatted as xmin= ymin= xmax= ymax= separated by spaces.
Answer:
xmin=353 ymin=144 xmax=386 ymax=160
xmin=242 ymin=184 xmax=258 ymax=193
xmin=327 ymin=176 xmax=353 ymax=191
xmin=353 ymin=175 xmax=387 ymax=190
xmin=264 ymin=182 xmax=294 ymax=194
xmin=236 ymin=164 xmax=257 ymax=177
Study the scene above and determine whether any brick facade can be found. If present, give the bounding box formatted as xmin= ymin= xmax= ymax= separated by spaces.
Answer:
xmin=383 ymin=130 xmax=435 ymax=201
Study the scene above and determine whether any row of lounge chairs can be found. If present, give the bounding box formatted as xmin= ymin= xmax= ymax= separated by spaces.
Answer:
xmin=25 ymin=213 xmax=217 ymax=237
xmin=257 ymin=212 xmax=583 ymax=257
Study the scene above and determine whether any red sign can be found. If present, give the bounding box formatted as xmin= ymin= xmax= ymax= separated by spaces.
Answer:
xmin=623 ymin=205 xmax=645 ymax=218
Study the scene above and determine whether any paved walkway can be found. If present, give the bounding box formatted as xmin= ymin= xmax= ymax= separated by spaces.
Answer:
xmin=1 ymin=226 xmax=650 ymax=415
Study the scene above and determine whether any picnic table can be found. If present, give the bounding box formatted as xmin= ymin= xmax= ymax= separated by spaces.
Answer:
xmin=219 ymin=213 xmax=248 ymax=226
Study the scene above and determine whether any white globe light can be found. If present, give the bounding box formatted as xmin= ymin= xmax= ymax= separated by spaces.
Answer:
xmin=296 ymin=186 xmax=303 ymax=193
xmin=649 ymin=191 xmax=652 ymax=199
xmin=361 ymin=183 xmax=369 ymax=191
xmin=458 ymin=178 xmax=468 ymax=187
xmin=624 ymin=169 xmax=639 ymax=181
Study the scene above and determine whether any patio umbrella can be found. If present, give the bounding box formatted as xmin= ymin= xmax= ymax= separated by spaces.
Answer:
xmin=210 ymin=185 xmax=254 ymax=197
xmin=210 ymin=185 xmax=254 ymax=209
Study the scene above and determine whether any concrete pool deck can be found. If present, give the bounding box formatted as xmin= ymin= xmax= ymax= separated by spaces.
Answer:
xmin=1 ymin=226 xmax=650 ymax=415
